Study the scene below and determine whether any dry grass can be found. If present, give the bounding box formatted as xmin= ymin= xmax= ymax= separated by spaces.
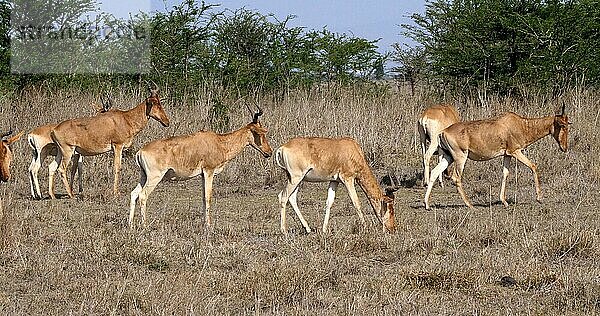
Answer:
xmin=0 ymin=83 xmax=598 ymax=315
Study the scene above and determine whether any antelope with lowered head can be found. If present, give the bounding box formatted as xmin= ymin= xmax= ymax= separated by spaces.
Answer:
xmin=0 ymin=130 xmax=24 ymax=183
xmin=28 ymin=96 xmax=113 ymax=199
xmin=418 ymin=104 xmax=460 ymax=187
xmin=128 ymin=105 xmax=273 ymax=229
xmin=49 ymin=84 xmax=170 ymax=199
xmin=424 ymin=105 xmax=571 ymax=209
xmin=275 ymin=137 xmax=398 ymax=234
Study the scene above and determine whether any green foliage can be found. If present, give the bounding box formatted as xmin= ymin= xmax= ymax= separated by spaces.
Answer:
xmin=212 ymin=8 xmax=300 ymax=95
xmin=149 ymin=0 xmax=218 ymax=93
xmin=0 ymin=1 xmax=10 ymax=78
xmin=400 ymin=0 xmax=600 ymax=93
xmin=391 ymin=44 xmax=428 ymax=95
xmin=2 ymin=0 xmax=150 ymax=91
xmin=308 ymin=29 xmax=385 ymax=84
xmin=0 ymin=0 xmax=386 ymax=98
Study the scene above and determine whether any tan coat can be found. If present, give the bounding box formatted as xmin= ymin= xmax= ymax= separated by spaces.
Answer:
xmin=425 ymin=110 xmax=570 ymax=209
xmin=129 ymin=119 xmax=273 ymax=229
xmin=275 ymin=137 xmax=397 ymax=234
xmin=418 ymin=104 xmax=461 ymax=186
xmin=49 ymin=88 xmax=170 ymax=198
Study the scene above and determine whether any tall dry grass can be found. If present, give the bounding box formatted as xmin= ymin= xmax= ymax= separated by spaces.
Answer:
xmin=0 ymin=83 xmax=598 ymax=314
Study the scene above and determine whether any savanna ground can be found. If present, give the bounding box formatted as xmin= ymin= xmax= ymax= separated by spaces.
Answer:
xmin=0 ymin=84 xmax=599 ymax=315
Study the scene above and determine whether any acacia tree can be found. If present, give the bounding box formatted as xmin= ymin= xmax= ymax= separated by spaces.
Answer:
xmin=1 ymin=1 xmax=388 ymax=95
xmin=0 ymin=1 xmax=10 ymax=78
xmin=213 ymin=8 xmax=288 ymax=95
xmin=149 ymin=0 xmax=219 ymax=92
xmin=309 ymin=29 xmax=384 ymax=84
xmin=400 ymin=0 xmax=600 ymax=93
xmin=211 ymin=9 xmax=386 ymax=95
xmin=391 ymin=44 xmax=428 ymax=96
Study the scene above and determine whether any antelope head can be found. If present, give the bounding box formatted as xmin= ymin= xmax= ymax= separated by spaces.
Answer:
xmin=381 ymin=176 xmax=400 ymax=233
xmin=245 ymin=104 xmax=273 ymax=158
xmin=0 ymin=130 xmax=24 ymax=182
xmin=552 ymin=103 xmax=571 ymax=152
xmin=145 ymin=82 xmax=170 ymax=127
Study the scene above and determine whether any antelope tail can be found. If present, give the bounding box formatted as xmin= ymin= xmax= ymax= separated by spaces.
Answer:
xmin=27 ymin=135 xmax=38 ymax=156
xmin=274 ymin=147 xmax=285 ymax=169
xmin=135 ymin=150 xmax=149 ymax=182
xmin=437 ymin=132 xmax=452 ymax=157
xmin=135 ymin=150 xmax=143 ymax=168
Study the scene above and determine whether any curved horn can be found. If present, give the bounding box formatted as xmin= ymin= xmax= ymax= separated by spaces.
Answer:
xmin=244 ymin=103 xmax=253 ymax=116
xmin=0 ymin=130 xmax=12 ymax=139
xmin=245 ymin=103 xmax=263 ymax=123
xmin=253 ymin=104 xmax=263 ymax=123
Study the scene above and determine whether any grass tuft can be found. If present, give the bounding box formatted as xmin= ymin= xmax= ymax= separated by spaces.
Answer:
xmin=0 ymin=84 xmax=598 ymax=314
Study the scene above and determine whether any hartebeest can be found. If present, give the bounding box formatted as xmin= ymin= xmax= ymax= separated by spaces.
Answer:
xmin=128 ymin=105 xmax=272 ymax=229
xmin=418 ymin=104 xmax=461 ymax=187
xmin=424 ymin=106 xmax=571 ymax=209
xmin=49 ymin=84 xmax=170 ymax=199
xmin=0 ymin=131 xmax=24 ymax=182
xmin=28 ymin=97 xmax=113 ymax=199
xmin=275 ymin=137 xmax=398 ymax=234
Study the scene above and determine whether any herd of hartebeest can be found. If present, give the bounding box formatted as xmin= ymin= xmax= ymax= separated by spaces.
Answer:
xmin=0 ymin=84 xmax=571 ymax=233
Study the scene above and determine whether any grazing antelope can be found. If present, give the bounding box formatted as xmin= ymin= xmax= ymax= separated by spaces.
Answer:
xmin=418 ymin=104 xmax=461 ymax=187
xmin=0 ymin=131 xmax=24 ymax=182
xmin=424 ymin=106 xmax=571 ymax=209
xmin=275 ymin=137 xmax=398 ymax=234
xmin=128 ymin=105 xmax=272 ymax=229
xmin=28 ymin=97 xmax=113 ymax=199
xmin=49 ymin=84 xmax=170 ymax=199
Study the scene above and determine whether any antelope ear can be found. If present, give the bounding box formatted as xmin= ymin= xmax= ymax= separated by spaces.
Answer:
xmin=6 ymin=131 xmax=24 ymax=145
xmin=559 ymin=116 xmax=572 ymax=127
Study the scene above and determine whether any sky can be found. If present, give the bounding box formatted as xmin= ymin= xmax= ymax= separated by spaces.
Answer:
xmin=98 ymin=0 xmax=427 ymax=53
